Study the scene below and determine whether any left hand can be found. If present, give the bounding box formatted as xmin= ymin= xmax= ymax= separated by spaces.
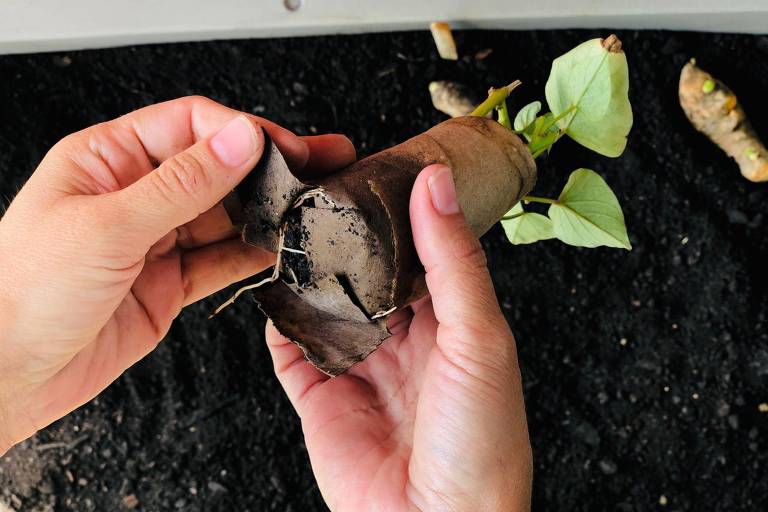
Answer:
xmin=0 ymin=96 xmax=356 ymax=454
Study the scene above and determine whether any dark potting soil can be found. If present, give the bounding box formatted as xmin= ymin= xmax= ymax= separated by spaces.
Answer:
xmin=1 ymin=29 xmax=767 ymax=511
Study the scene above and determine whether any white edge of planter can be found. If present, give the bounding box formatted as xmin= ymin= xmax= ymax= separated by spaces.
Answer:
xmin=0 ymin=2 xmax=766 ymax=55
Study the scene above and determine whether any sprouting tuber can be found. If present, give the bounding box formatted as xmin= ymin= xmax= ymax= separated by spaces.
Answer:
xmin=221 ymin=35 xmax=634 ymax=375
xmin=679 ymin=60 xmax=768 ymax=182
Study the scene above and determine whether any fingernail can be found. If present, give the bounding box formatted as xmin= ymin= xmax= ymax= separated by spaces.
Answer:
xmin=210 ymin=115 xmax=259 ymax=167
xmin=427 ymin=165 xmax=460 ymax=215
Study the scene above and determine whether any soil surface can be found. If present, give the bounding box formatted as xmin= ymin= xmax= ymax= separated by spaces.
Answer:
xmin=1 ymin=29 xmax=767 ymax=511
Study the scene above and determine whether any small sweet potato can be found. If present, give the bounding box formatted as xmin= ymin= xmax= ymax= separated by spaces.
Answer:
xmin=680 ymin=60 xmax=768 ymax=182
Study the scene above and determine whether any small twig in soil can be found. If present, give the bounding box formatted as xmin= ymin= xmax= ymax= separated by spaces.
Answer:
xmin=36 ymin=434 xmax=89 ymax=452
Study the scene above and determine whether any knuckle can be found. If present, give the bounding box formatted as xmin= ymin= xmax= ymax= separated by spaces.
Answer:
xmin=183 ymin=94 xmax=213 ymax=106
xmin=438 ymin=328 xmax=514 ymax=390
xmin=53 ymin=131 xmax=80 ymax=152
xmin=156 ymin=152 xmax=210 ymax=203
xmin=183 ymin=95 xmax=218 ymax=116
xmin=448 ymin=226 xmax=488 ymax=271
xmin=48 ymin=130 xmax=88 ymax=160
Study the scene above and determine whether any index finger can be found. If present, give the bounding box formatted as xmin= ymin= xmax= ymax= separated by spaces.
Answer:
xmin=118 ymin=95 xmax=310 ymax=172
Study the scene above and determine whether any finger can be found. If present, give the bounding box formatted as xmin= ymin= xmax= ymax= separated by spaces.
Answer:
xmin=298 ymin=134 xmax=357 ymax=177
xmin=176 ymin=203 xmax=237 ymax=249
xmin=265 ymin=321 xmax=328 ymax=413
xmin=120 ymin=96 xmax=309 ymax=171
xmin=181 ymin=238 xmax=275 ymax=307
xmin=46 ymin=97 xmax=309 ymax=198
xmin=172 ymin=134 xmax=355 ymax=248
xmin=409 ymin=164 xmax=515 ymax=371
xmin=112 ymin=115 xmax=263 ymax=248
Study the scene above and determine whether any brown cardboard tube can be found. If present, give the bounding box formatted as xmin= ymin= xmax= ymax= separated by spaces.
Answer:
xmin=227 ymin=116 xmax=537 ymax=375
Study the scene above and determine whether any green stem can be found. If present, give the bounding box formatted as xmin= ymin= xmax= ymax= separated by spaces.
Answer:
xmin=527 ymin=105 xmax=577 ymax=157
xmin=523 ymin=195 xmax=558 ymax=205
xmin=470 ymin=80 xmax=521 ymax=117
xmin=500 ymin=211 xmax=525 ymax=221
xmin=497 ymin=99 xmax=512 ymax=130
xmin=543 ymin=104 xmax=577 ymax=132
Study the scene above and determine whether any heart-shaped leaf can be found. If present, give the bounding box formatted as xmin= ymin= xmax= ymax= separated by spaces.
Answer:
xmin=548 ymin=169 xmax=631 ymax=249
xmin=545 ymin=38 xmax=633 ymax=157
xmin=501 ymin=203 xmax=555 ymax=245
xmin=514 ymin=101 xmax=542 ymax=136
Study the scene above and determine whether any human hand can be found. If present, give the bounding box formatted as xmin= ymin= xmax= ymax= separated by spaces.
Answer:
xmin=0 ymin=96 xmax=355 ymax=455
xmin=266 ymin=164 xmax=532 ymax=511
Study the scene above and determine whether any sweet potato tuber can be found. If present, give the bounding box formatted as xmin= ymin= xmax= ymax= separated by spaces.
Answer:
xmin=679 ymin=60 xmax=768 ymax=182
xmin=226 ymin=116 xmax=536 ymax=375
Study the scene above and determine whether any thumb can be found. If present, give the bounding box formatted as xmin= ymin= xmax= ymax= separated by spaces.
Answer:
xmin=115 ymin=115 xmax=264 ymax=246
xmin=409 ymin=163 xmax=515 ymax=370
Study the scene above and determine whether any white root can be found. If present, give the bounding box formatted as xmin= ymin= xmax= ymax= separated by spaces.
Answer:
xmin=207 ymin=274 xmax=278 ymax=319
xmin=212 ymin=189 xmax=331 ymax=318
xmin=209 ymin=224 xmax=292 ymax=318
xmin=287 ymin=267 xmax=299 ymax=285
xmin=292 ymin=188 xmax=327 ymax=208
xmin=371 ymin=306 xmax=398 ymax=319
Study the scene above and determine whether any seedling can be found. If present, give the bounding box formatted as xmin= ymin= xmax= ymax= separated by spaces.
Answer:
xmin=474 ymin=34 xmax=633 ymax=249
xmin=222 ymin=35 xmax=634 ymax=375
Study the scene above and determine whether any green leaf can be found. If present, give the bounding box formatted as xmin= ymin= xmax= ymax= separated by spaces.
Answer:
xmin=501 ymin=203 xmax=555 ymax=245
xmin=545 ymin=38 xmax=633 ymax=157
xmin=548 ymin=169 xmax=631 ymax=249
xmin=513 ymin=101 xmax=542 ymax=135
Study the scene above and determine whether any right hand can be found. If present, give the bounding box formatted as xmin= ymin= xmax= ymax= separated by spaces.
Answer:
xmin=266 ymin=163 xmax=533 ymax=511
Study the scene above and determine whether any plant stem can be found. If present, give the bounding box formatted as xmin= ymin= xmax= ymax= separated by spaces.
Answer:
xmin=470 ymin=80 xmax=521 ymax=118
xmin=501 ymin=211 xmax=525 ymax=221
xmin=497 ymin=99 xmax=512 ymax=129
xmin=543 ymin=104 xmax=577 ymax=132
xmin=523 ymin=195 xmax=558 ymax=205
xmin=528 ymin=105 xmax=577 ymax=158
